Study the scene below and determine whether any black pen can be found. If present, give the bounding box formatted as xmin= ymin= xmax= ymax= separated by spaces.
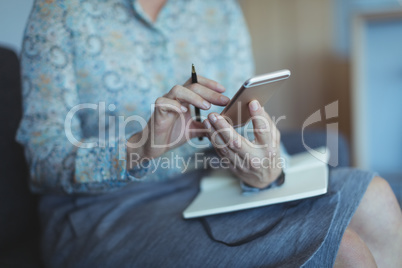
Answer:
xmin=192 ymin=64 xmax=203 ymax=141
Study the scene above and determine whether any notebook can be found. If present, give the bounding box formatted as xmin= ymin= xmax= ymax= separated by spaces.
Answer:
xmin=183 ymin=147 xmax=329 ymax=219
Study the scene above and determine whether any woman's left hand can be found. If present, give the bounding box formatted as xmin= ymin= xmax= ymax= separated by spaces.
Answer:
xmin=203 ymin=100 xmax=283 ymax=189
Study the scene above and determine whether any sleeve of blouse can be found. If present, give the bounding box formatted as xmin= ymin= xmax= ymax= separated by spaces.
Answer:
xmin=16 ymin=1 xmax=135 ymax=194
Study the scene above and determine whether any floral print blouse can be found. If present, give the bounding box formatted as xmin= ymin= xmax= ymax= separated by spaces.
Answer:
xmin=16 ymin=0 xmax=254 ymax=194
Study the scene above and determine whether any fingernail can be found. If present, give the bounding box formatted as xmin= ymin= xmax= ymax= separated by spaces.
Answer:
xmin=203 ymin=120 xmax=211 ymax=129
xmin=209 ymin=113 xmax=217 ymax=123
xmin=217 ymin=84 xmax=225 ymax=91
xmin=203 ymin=101 xmax=210 ymax=109
xmin=220 ymin=95 xmax=230 ymax=104
xmin=181 ymin=106 xmax=188 ymax=112
xmin=250 ymin=100 xmax=260 ymax=111
xmin=220 ymin=147 xmax=228 ymax=154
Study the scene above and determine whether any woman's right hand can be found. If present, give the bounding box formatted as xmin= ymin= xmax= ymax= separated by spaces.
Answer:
xmin=126 ymin=76 xmax=230 ymax=172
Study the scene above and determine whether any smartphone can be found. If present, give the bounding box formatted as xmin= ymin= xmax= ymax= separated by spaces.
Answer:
xmin=220 ymin=69 xmax=291 ymax=128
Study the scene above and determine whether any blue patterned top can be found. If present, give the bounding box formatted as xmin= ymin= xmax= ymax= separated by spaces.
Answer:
xmin=16 ymin=0 xmax=254 ymax=194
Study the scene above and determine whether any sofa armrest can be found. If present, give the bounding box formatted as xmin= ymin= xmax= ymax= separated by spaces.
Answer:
xmin=281 ymin=130 xmax=350 ymax=169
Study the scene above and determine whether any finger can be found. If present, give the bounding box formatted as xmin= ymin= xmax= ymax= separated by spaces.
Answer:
xmin=264 ymin=108 xmax=281 ymax=149
xmin=208 ymin=113 xmax=249 ymax=157
xmin=187 ymin=83 xmax=230 ymax=106
xmin=166 ymin=85 xmax=211 ymax=110
xmin=197 ymin=75 xmax=226 ymax=92
xmin=204 ymin=119 xmax=229 ymax=152
xmin=270 ymin=118 xmax=281 ymax=150
xmin=184 ymin=75 xmax=226 ymax=93
xmin=204 ymin=119 xmax=243 ymax=163
xmin=214 ymin=143 xmax=256 ymax=175
xmin=249 ymin=100 xmax=275 ymax=146
xmin=275 ymin=127 xmax=281 ymax=146
xmin=154 ymin=97 xmax=187 ymax=115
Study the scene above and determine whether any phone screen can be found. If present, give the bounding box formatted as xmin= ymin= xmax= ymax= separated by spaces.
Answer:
xmin=221 ymin=70 xmax=290 ymax=128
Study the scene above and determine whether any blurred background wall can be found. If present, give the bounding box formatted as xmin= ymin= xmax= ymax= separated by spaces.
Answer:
xmin=240 ymin=0 xmax=347 ymax=134
xmin=0 ymin=0 xmax=33 ymax=53
xmin=240 ymin=0 xmax=402 ymax=178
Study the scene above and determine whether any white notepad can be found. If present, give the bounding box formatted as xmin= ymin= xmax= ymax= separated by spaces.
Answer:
xmin=183 ymin=148 xmax=329 ymax=219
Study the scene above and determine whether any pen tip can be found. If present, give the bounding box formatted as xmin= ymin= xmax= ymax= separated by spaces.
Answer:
xmin=192 ymin=64 xmax=196 ymax=73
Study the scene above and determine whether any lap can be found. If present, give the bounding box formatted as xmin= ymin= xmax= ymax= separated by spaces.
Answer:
xmin=39 ymin=168 xmax=375 ymax=268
